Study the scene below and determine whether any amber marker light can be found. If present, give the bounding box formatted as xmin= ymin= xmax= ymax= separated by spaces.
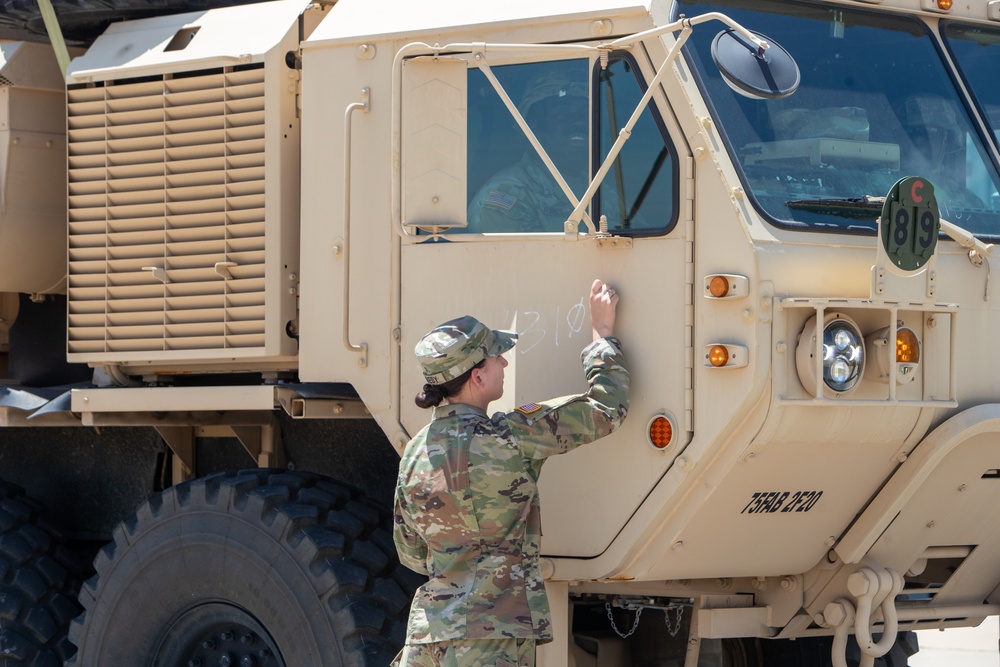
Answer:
xmin=896 ymin=328 xmax=920 ymax=363
xmin=937 ymin=0 xmax=953 ymax=9
xmin=704 ymin=274 xmax=748 ymax=300
xmin=704 ymin=343 xmax=749 ymax=369
xmin=708 ymin=345 xmax=729 ymax=367
xmin=709 ymin=276 xmax=730 ymax=298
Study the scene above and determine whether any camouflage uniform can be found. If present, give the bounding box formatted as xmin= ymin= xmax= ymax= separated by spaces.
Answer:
xmin=394 ymin=316 xmax=629 ymax=666
xmin=467 ymin=153 xmax=639 ymax=234
xmin=467 ymin=153 xmax=582 ymax=234
xmin=395 ymin=638 xmax=534 ymax=667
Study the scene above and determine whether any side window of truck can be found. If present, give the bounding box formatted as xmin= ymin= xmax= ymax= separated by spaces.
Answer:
xmin=464 ymin=56 xmax=676 ymax=235
xmin=595 ymin=53 xmax=677 ymax=235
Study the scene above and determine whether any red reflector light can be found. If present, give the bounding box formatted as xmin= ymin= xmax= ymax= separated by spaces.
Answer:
xmin=649 ymin=416 xmax=673 ymax=449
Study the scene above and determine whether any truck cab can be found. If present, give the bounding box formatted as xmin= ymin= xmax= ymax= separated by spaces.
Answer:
xmin=0 ymin=0 xmax=998 ymax=664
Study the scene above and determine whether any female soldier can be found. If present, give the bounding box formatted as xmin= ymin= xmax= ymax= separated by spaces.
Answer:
xmin=393 ymin=279 xmax=629 ymax=667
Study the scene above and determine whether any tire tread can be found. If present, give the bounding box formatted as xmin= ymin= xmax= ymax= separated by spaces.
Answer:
xmin=68 ymin=469 xmax=418 ymax=667
xmin=0 ymin=483 xmax=82 ymax=665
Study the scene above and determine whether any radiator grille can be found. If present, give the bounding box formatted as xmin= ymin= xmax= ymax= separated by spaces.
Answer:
xmin=67 ymin=67 xmax=269 ymax=357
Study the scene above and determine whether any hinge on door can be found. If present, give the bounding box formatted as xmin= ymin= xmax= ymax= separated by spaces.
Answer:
xmin=291 ymin=69 xmax=303 ymax=118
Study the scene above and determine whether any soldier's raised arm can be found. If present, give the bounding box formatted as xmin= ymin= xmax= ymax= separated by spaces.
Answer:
xmin=505 ymin=280 xmax=629 ymax=460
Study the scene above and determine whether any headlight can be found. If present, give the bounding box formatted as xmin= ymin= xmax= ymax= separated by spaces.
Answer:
xmin=796 ymin=313 xmax=865 ymax=397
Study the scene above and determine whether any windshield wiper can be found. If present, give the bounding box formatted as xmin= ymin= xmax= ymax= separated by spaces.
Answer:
xmin=787 ymin=195 xmax=994 ymax=259
xmin=785 ymin=196 xmax=883 ymax=219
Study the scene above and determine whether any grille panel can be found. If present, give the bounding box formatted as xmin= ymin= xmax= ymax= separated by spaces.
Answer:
xmin=67 ymin=67 xmax=270 ymax=358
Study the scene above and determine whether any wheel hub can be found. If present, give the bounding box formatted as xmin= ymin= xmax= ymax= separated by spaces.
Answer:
xmin=153 ymin=602 xmax=285 ymax=667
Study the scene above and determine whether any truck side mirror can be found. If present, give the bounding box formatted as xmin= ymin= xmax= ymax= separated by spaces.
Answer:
xmin=711 ymin=29 xmax=799 ymax=100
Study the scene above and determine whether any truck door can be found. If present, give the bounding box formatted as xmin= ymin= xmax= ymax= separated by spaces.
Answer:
xmin=397 ymin=48 xmax=692 ymax=559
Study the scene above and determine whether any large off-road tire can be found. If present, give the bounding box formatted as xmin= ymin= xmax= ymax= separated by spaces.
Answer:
xmin=68 ymin=469 xmax=421 ymax=666
xmin=0 ymin=480 xmax=82 ymax=666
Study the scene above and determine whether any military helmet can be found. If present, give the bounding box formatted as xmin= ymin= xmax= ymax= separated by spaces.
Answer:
xmin=518 ymin=65 xmax=588 ymax=118
xmin=415 ymin=316 xmax=517 ymax=385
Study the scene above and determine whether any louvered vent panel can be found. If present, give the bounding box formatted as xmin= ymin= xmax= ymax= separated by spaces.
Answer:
xmin=67 ymin=68 xmax=268 ymax=358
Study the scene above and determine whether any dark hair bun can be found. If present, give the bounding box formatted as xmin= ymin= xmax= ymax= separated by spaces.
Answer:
xmin=414 ymin=384 xmax=444 ymax=409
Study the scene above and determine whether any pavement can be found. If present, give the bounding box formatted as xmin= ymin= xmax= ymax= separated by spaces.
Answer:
xmin=911 ymin=623 xmax=999 ymax=667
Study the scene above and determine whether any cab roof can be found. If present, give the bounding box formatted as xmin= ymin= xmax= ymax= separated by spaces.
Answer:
xmin=306 ymin=0 xmax=655 ymax=47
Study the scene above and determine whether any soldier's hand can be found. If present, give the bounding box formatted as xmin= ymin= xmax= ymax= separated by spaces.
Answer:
xmin=590 ymin=279 xmax=618 ymax=341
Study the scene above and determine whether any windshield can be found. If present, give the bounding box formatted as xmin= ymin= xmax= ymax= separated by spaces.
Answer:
xmin=677 ymin=0 xmax=1000 ymax=236
xmin=943 ymin=22 xmax=1000 ymax=147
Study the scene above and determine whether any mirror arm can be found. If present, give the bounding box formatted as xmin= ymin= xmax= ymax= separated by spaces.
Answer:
xmin=940 ymin=217 xmax=994 ymax=260
xmin=604 ymin=12 xmax=768 ymax=53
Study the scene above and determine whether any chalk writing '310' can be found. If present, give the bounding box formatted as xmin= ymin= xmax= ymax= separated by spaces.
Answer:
xmin=503 ymin=299 xmax=587 ymax=354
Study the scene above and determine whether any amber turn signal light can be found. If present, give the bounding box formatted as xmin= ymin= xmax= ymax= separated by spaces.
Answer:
xmin=896 ymin=328 xmax=919 ymax=364
xmin=864 ymin=323 xmax=921 ymax=386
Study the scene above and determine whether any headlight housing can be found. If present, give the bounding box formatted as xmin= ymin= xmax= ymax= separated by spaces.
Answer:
xmin=796 ymin=313 xmax=865 ymax=397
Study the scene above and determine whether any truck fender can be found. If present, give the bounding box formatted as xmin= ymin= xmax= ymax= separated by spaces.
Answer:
xmin=837 ymin=403 xmax=1000 ymax=565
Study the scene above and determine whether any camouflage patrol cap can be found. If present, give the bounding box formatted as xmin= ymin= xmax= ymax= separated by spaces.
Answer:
xmin=415 ymin=316 xmax=517 ymax=385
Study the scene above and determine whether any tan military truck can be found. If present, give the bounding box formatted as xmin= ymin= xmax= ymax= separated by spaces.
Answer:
xmin=0 ymin=0 xmax=998 ymax=664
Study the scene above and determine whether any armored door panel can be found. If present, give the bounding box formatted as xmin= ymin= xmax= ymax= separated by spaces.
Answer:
xmin=398 ymin=53 xmax=689 ymax=557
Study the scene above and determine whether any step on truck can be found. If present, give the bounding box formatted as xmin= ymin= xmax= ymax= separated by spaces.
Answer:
xmin=0 ymin=0 xmax=999 ymax=664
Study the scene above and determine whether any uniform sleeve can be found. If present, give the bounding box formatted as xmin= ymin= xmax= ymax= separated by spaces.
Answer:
xmin=469 ymin=188 xmax=542 ymax=234
xmin=468 ymin=174 xmax=543 ymax=234
xmin=393 ymin=489 xmax=429 ymax=575
xmin=507 ymin=337 xmax=629 ymax=460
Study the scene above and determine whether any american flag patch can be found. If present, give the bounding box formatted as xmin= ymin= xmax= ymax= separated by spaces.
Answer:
xmin=484 ymin=189 xmax=517 ymax=210
xmin=515 ymin=403 xmax=542 ymax=414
